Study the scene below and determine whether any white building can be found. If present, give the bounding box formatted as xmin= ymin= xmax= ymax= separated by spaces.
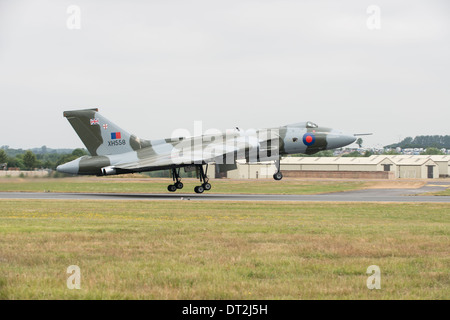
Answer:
xmin=219 ymin=154 xmax=447 ymax=179
xmin=383 ymin=155 xmax=449 ymax=178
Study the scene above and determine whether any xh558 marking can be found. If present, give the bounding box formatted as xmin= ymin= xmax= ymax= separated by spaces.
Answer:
xmin=57 ymin=109 xmax=356 ymax=193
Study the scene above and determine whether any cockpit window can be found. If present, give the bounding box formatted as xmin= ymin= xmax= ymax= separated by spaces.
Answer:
xmin=306 ymin=122 xmax=318 ymax=128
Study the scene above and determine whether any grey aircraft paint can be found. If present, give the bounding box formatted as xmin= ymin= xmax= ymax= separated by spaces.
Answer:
xmin=57 ymin=109 xmax=356 ymax=193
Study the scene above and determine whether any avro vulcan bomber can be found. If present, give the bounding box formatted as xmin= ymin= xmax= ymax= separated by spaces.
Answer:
xmin=57 ymin=109 xmax=356 ymax=193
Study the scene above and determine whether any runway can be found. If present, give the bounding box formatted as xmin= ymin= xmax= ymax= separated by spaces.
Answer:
xmin=0 ymin=188 xmax=449 ymax=202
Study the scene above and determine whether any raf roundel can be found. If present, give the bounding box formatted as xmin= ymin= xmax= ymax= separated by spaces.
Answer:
xmin=303 ymin=133 xmax=316 ymax=146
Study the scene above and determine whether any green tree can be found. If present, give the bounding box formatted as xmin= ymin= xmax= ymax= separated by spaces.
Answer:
xmin=382 ymin=150 xmax=400 ymax=155
xmin=356 ymin=138 xmax=363 ymax=148
xmin=23 ymin=150 xmax=37 ymax=170
xmin=0 ymin=149 xmax=7 ymax=164
xmin=421 ymin=147 xmax=445 ymax=155
xmin=72 ymin=148 xmax=88 ymax=157
xmin=56 ymin=154 xmax=78 ymax=167
xmin=6 ymin=156 xmax=22 ymax=169
xmin=43 ymin=160 xmax=54 ymax=169
xmin=385 ymin=135 xmax=450 ymax=149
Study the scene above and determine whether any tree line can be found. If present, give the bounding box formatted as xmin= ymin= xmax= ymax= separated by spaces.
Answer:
xmin=0 ymin=147 xmax=87 ymax=170
xmin=289 ymin=147 xmax=446 ymax=158
xmin=385 ymin=135 xmax=450 ymax=149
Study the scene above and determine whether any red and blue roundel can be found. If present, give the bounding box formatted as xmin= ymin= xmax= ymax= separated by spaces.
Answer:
xmin=303 ymin=133 xmax=316 ymax=146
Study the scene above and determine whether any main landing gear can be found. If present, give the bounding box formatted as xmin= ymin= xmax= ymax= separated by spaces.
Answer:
xmin=167 ymin=165 xmax=212 ymax=194
xmin=194 ymin=164 xmax=211 ymax=194
xmin=273 ymin=158 xmax=283 ymax=181
xmin=167 ymin=168 xmax=184 ymax=192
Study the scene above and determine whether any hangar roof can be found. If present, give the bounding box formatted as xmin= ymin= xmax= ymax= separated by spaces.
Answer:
xmin=241 ymin=155 xmax=446 ymax=166
xmin=280 ymin=156 xmax=394 ymax=165
xmin=374 ymin=155 xmax=447 ymax=164
xmin=387 ymin=158 xmax=436 ymax=166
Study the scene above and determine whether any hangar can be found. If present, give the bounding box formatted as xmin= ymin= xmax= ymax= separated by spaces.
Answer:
xmin=224 ymin=156 xmax=397 ymax=180
xmin=428 ymin=155 xmax=450 ymax=177
xmin=279 ymin=156 xmax=397 ymax=179
xmin=385 ymin=155 xmax=450 ymax=178
xmin=225 ymin=160 xmax=276 ymax=179
xmin=389 ymin=157 xmax=439 ymax=179
xmin=219 ymin=155 xmax=447 ymax=179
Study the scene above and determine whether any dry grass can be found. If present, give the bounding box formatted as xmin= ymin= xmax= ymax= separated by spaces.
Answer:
xmin=423 ymin=188 xmax=450 ymax=196
xmin=363 ymin=180 xmax=427 ymax=189
xmin=0 ymin=200 xmax=449 ymax=299
xmin=0 ymin=177 xmax=369 ymax=194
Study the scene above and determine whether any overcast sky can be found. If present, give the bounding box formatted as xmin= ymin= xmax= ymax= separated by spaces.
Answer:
xmin=0 ymin=0 xmax=449 ymax=150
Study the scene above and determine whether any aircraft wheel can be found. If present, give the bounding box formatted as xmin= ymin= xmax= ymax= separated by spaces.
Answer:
xmin=175 ymin=182 xmax=184 ymax=189
xmin=273 ymin=172 xmax=283 ymax=181
xmin=167 ymin=185 xmax=177 ymax=192
xmin=202 ymin=182 xmax=211 ymax=191
xmin=194 ymin=186 xmax=204 ymax=194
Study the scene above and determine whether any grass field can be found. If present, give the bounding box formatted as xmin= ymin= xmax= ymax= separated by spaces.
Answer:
xmin=1 ymin=199 xmax=448 ymax=299
xmin=0 ymin=177 xmax=369 ymax=195
xmin=437 ymin=189 xmax=450 ymax=196
xmin=427 ymin=189 xmax=450 ymax=196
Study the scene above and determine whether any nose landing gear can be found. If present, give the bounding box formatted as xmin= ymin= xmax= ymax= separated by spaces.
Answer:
xmin=273 ymin=158 xmax=283 ymax=181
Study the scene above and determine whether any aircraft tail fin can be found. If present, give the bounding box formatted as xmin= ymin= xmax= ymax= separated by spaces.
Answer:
xmin=63 ymin=109 xmax=149 ymax=156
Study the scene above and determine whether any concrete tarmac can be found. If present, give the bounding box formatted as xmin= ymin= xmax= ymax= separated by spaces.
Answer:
xmin=0 ymin=181 xmax=450 ymax=203
xmin=0 ymin=184 xmax=449 ymax=203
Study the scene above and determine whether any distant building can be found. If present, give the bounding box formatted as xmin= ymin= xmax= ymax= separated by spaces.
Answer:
xmin=219 ymin=154 xmax=449 ymax=179
xmin=280 ymin=156 xmax=396 ymax=179
xmin=386 ymin=155 xmax=449 ymax=178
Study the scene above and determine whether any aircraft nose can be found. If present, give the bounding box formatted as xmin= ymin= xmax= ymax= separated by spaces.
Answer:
xmin=326 ymin=132 xmax=356 ymax=149
xmin=341 ymin=134 xmax=357 ymax=146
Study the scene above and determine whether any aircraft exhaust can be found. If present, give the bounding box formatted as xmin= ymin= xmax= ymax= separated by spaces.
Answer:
xmin=101 ymin=166 xmax=117 ymax=176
